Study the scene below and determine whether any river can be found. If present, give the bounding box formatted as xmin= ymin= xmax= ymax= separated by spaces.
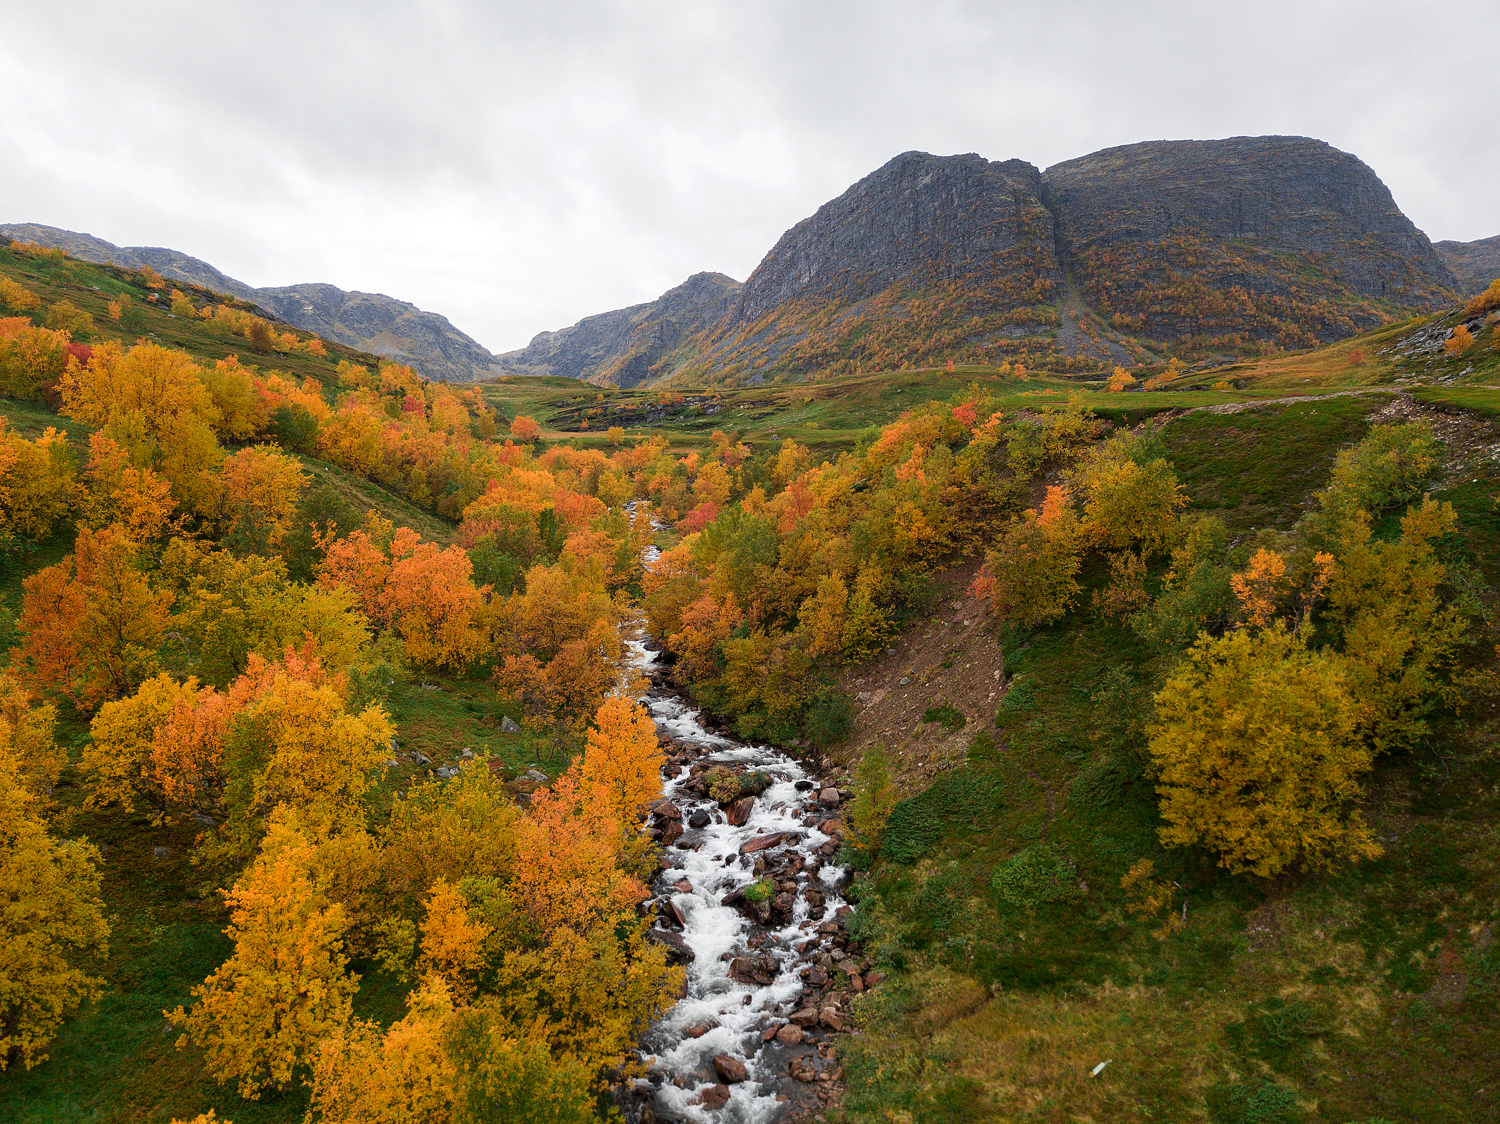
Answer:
xmin=620 ymin=632 xmax=855 ymax=1124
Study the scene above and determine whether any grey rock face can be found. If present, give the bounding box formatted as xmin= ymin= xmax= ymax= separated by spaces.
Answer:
xmin=495 ymin=271 xmax=740 ymax=387
xmin=0 ymin=223 xmax=503 ymax=383
xmin=733 ymin=150 xmax=1058 ymax=322
xmin=1435 ymin=234 xmax=1500 ymax=295
xmin=1039 ymin=136 xmax=1458 ymax=337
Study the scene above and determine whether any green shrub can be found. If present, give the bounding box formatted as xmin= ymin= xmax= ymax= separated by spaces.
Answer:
xmin=1068 ymin=759 xmax=1132 ymax=810
xmin=743 ymin=877 xmax=774 ymax=903
xmin=1204 ymin=1078 xmax=1303 ymax=1124
xmin=990 ymin=844 xmax=1078 ymax=909
xmin=921 ymin=703 xmax=966 ymax=731
xmin=998 ymin=674 xmax=1037 ymax=715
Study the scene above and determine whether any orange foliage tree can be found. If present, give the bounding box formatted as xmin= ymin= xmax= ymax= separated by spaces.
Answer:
xmin=11 ymin=525 xmax=173 ymax=709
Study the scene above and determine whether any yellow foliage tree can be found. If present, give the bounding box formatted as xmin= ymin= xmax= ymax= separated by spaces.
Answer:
xmin=78 ymin=433 xmax=175 ymax=541
xmin=0 ymin=761 xmax=110 ymax=1071
xmin=0 ymin=422 xmax=77 ymax=540
xmin=579 ymin=696 xmax=663 ymax=829
xmin=970 ymin=484 xmax=1081 ymax=627
xmin=0 ymin=670 xmax=65 ymax=802
xmin=82 ymin=672 xmax=199 ymax=819
xmin=171 ymin=819 xmax=358 ymax=1097
xmin=1149 ymin=623 xmax=1378 ymax=877
xmin=218 ymin=445 xmax=306 ymax=549
xmin=419 ymin=882 xmax=490 ymax=1000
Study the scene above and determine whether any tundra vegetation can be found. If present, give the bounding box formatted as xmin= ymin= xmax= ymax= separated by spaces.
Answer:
xmin=1 ymin=238 xmax=1497 ymax=1122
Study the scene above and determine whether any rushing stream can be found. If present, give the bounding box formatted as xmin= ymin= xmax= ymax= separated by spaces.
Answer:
xmin=620 ymin=632 xmax=855 ymax=1124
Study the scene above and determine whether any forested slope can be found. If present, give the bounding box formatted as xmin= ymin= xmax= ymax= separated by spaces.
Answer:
xmin=1 ymin=230 xmax=1498 ymax=1123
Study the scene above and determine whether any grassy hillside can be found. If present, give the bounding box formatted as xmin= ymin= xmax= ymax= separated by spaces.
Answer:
xmin=829 ymin=392 xmax=1500 ymax=1123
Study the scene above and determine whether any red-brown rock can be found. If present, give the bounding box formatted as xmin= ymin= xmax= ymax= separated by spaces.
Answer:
xmin=712 ymin=1054 xmax=747 ymax=1084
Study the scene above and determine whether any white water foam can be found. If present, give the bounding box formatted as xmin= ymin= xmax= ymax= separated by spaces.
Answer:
xmin=624 ymin=638 xmax=849 ymax=1124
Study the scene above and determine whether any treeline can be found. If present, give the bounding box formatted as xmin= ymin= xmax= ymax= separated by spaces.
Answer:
xmin=0 ymin=324 xmax=785 ymax=1115
xmin=644 ymin=391 xmax=1103 ymax=740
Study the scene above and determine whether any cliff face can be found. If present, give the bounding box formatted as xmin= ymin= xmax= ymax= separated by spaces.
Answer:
xmin=495 ymin=272 xmax=740 ymax=387
xmin=1435 ymin=235 xmax=1500 ymax=294
xmin=1039 ymin=137 xmax=1458 ymax=346
xmin=673 ymin=152 xmax=1065 ymax=380
xmin=0 ymin=223 xmax=501 ymax=382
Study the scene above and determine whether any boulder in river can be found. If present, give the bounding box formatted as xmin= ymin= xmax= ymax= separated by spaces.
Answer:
xmin=688 ymin=809 xmax=711 ymax=829
xmin=740 ymin=831 xmax=792 ymax=855
xmin=726 ymin=795 xmax=755 ymax=826
xmin=648 ymin=929 xmax=695 ymax=964
xmin=818 ymin=787 xmax=841 ymax=808
xmin=775 ymin=1023 xmax=803 ymax=1045
xmin=712 ymin=1055 xmax=747 ymax=1084
xmin=659 ymin=821 xmax=684 ymax=845
xmin=698 ymin=1083 xmax=731 ymax=1108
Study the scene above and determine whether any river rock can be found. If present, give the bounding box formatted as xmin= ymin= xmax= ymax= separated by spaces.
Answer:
xmin=820 ymin=1007 xmax=845 ymax=1031
xmin=794 ymin=780 xmax=815 ymax=791
xmin=651 ymin=800 xmax=682 ymax=821
xmin=740 ymin=831 xmax=791 ymax=855
xmin=685 ymin=1018 xmax=719 ymax=1038
xmin=712 ymin=1055 xmax=747 ymax=1084
xmin=673 ymin=879 xmax=693 ymax=893
xmin=659 ymin=821 xmax=683 ymax=845
xmin=663 ymin=898 xmax=687 ymax=928
xmin=818 ymin=787 xmax=841 ymax=808
xmin=698 ymin=1083 xmax=731 ymax=1108
xmin=688 ymin=810 xmax=711 ymax=829
xmin=789 ymin=1007 xmax=820 ymax=1027
xmin=726 ymin=795 xmax=755 ymax=826
xmin=775 ymin=1023 xmax=803 ymax=1045
xmin=789 ymin=1056 xmax=817 ymax=1083
xmin=648 ymin=929 xmax=694 ymax=964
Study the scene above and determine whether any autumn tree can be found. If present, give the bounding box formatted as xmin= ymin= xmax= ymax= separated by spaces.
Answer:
xmin=0 ymin=671 xmax=65 ymax=804
xmin=172 ymin=817 xmax=358 ymax=1097
xmin=218 ymin=445 xmax=306 ymax=551
xmin=971 ymin=484 xmax=1081 ymax=627
xmin=77 ymin=432 xmax=175 ymax=541
xmin=320 ymin=523 xmax=489 ymax=670
xmin=1149 ymin=623 xmax=1378 ymax=877
xmin=82 ymin=672 xmax=199 ymax=819
xmin=579 ymin=696 xmax=662 ymax=830
xmin=0 ymin=319 xmax=70 ymax=400
xmin=510 ymin=415 xmax=541 ymax=442
xmin=0 ymin=422 xmax=77 ymax=541
xmin=0 ymin=759 xmax=110 ymax=1070
xmin=1073 ymin=432 xmax=1185 ymax=558
xmin=11 ymin=524 xmax=173 ymax=709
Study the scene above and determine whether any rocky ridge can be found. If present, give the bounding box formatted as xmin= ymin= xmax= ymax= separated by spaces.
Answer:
xmin=1435 ymin=234 xmax=1500 ymax=295
xmin=0 ymin=223 xmax=503 ymax=383
xmin=496 ymin=271 xmax=740 ymax=387
xmin=499 ymin=136 xmax=1462 ymax=387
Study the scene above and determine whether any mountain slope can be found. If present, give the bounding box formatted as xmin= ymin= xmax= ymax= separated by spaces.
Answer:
xmin=1041 ymin=136 xmax=1460 ymax=349
xmin=501 ymin=136 xmax=1462 ymax=388
xmin=495 ymin=271 xmax=740 ymax=387
xmin=0 ymin=222 xmax=502 ymax=383
xmin=674 ymin=151 xmax=1068 ymax=381
xmin=1435 ymin=234 xmax=1500 ymax=294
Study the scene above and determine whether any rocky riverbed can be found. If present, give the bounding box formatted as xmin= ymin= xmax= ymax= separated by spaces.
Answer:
xmin=617 ymin=637 xmax=873 ymax=1124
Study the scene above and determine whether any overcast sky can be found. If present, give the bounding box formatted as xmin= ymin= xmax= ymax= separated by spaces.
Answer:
xmin=3 ymin=0 xmax=1495 ymax=353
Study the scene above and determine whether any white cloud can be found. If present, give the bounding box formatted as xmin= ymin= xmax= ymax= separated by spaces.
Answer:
xmin=2 ymin=0 xmax=1493 ymax=352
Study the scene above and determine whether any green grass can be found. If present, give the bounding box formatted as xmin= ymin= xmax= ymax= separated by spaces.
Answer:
xmin=1161 ymin=396 xmax=1383 ymax=531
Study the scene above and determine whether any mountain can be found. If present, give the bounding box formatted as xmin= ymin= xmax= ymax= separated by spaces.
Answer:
xmin=1435 ymin=234 xmax=1500 ymax=294
xmin=1041 ymin=136 xmax=1460 ymax=348
xmin=0 ymin=223 xmax=502 ymax=383
xmin=496 ymin=272 xmax=740 ymax=386
xmin=502 ymin=136 xmax=1460 ymax=387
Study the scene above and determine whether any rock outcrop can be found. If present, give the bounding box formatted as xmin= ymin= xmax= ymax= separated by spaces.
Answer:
xmin=500 ymin=136 xmax=1463 ymax=386
xmin=1040 ymin=136 xmax=1459 ymax=347
xmin=675 ymin=151 xmax=1064 ymax=380
xmin=0 ymin=223 xmax=502 ymax=383
xmin=1435 ymin=234 xmax=1500 ymax=295
xmin=495 ymin=271 xmax=739 ymax=387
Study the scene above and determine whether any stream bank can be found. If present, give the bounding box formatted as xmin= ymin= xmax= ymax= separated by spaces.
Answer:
xmin=616 ymin=634 xmax=874 ymax=1124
